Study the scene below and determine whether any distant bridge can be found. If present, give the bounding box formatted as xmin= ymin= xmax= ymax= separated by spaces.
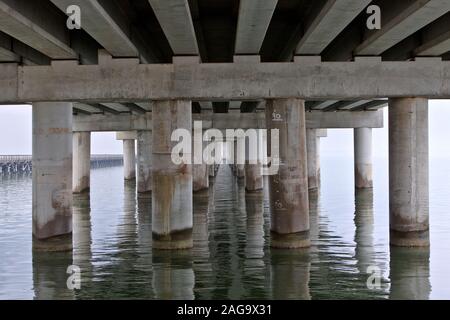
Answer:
xmin=0 ymin=155 xmax=123 ymax=175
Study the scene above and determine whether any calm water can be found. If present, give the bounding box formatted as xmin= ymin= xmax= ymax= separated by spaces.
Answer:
xmin=0 ymin=155 xmax=449 ymax=300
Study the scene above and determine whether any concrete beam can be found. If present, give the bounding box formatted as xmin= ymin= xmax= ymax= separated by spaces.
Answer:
xmin=73 ymin=110 xmax=383 ymax=132
xmin=0 ymin=47 xmax=18 ymax=61
xmin=235 ymin=0 xmax=278 ymax=54
xmin=50 ymin=0 xmax=139 ymax=59
xmin=116 ymin=131 xmax=137 ymax=140
xmin=0 ymin=0 xmax=76 ymax=59
xmin=305 ymin=110 xmax=383 ymax=129
xmin=148 ymin=0 xmax=198 ymax=55
xmin=356 ymin=0 xmax=450 ymax=55
xmin=2 ymin=57 xmax=450 ymax=103
xmin=74 ymin=113 xmax=152 ymax=132
xmin=415 ymin=14 xmax=450 ymax=56
xmin=296 ymin=0 xmax=371 ymax=55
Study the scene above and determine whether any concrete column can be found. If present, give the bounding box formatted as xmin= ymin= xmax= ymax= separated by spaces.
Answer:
xmin=354 ymin=128 xmax=373 ymax=189
xmin=245 ymin=133 xmax=263 ymax=192
xmin=389 ymin=98 xmax=429 ymax=247
xmin=193 ymin=137 xmax=209 ymax=192
xmin=266 ymin=99 xmax=310 ymax=248
xmin=193 ymin=163 xmax=209 ymax=192
xmin=306 ymin=129 xmax=320 ymax=191
xmin=72 ymin=132 xmax=91 ymax=194
xmin=235 ymin=137 xmax=245 ymax=178
xmin=123 ymin=139 xmax=136 ymax=180
xmin=152 ymin=100 xmax=193 ymax=250
xmin=209 ymin=164 xmax=216 ymax=177
xmin=32 ymin=102 xmax=73 ymax=251
xmin=137 ymin=131 xmax=152 ymax=194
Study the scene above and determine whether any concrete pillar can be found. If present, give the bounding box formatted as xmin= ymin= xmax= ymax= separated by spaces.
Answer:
xmin=354 ymin=128 xmax=373 ymax=189
xmin=72 ymin=132 xmax=91 ymax=194
xmin=245 ymin=131 xmax=263 ymax=192
xmin=266 ymin=99 xmax=310 ymax=248
xmin=245 ymin=164 xmax=263 ymax=192
xmin=209 ymin=164 xmax=216 ymax=177
xmin=234 ymin=137 xmax=245 ymax=178
xmin=32 ymin=102 xmax=73 ymax=251
xmin=137 ymin=131 xmax=152 ymax=194
xmin=306 ymin=129 xmax=320 ymax=191
xmin=389 ymin=98 xmax=429 ymax=247
xmin=193 ymin=134 xmax=209 ymax=192
xmin=123 ymin=139 xmax=136 ymax=181
xmin=152 ymin=100 xmax=193 ymax=250
xmin=193 ymin=164 xmax=209 ymax=192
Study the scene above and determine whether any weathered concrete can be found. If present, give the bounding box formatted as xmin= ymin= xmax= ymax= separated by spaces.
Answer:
xmin=356 ymin=0 xmax=450 ymax=55
xmin=3 ymin=57 xmax=450 ymax=103
xmin=295 ymin=0 xmax=371 ymax=55
xmin=193 ymin=163 xmax=209 ymax=192
xmin=50 ymin=0 xmax=139 ymax=58
xmin=234 ymin=137 xmax=245 ymax=179
xmin=32 ymin=102 xmax=73 ymax=251
xmin=245 ymin=164 xmax=263 ymax=192
xmin=137 ymin=131 xmax=152 ymax=194
xmin=306 ymin=129 xmax=320 ymax=191
xmin=192 ymin=130 xmax=208 ymax=192
xmin=74 ymin=112 xmax=152 ymax=132
xmin=266 ymin=99 xmax=310 ymax=248
xmin=72 ymin=132 xmax=91 ymax=194
xmin=354 ymin=128 xmax=373 ymax=189
xmin=235 ymin=0 xmax=278 ymax=54
xmin=0 ymin=0 xmax=76 ymax=59
xmin=148 ymin=0 xmax=199 ymax=55
xmin=74 ymin=111 xmax=383 ymax=132
xmin=123 ymin=139 xmax=136 ymax=181
xmin=389 ymin=98 xmax=429 ymax=247
xmin=152 ymin=100 xmax=193 ymax=250
xmin=244 ymin=132 xmax=263 ymax=192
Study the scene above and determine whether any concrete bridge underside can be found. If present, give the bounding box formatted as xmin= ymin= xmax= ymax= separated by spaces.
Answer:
xmin=1 ymin=0 xmax=448 ymax=250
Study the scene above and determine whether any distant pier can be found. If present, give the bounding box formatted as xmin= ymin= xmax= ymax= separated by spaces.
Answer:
xmin=0 ymin=155 xmax=123 ymax=175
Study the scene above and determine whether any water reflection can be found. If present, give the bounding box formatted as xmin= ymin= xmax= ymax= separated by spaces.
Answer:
xmin=32 ymin=251 xmax=74 ymax=300
xmin=270 ymin=249 xmax=311 ymax=300
xmin=354 ymin=189 xmax=375 ymax=275
xmin=2 ymin=158 xmax=448 ymax=299
xmin=72 ymin=193 xmax=93 ymax=299
xmin=152 ymin=250 xmax=195 ymax=300
xmin=389 ymin=247 xmax=431 ymax=300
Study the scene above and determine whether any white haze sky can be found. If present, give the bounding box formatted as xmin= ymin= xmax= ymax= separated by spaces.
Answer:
xmin=0 ymin=100 xmax=449 ymax=158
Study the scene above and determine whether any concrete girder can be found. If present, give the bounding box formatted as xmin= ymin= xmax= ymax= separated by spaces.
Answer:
xmin=0 ymin=0 xmax=76 ymax=59
xmin=235 ymin=0 xmax=278 ymax=55
xmin=355 ymin=0 xmax=450 ymax=56
xmin=295 ymin=0 xmax=371 ymax=55
xmin=414 ymin=14 xmax=450 ymax=56
xmin=148 ymin=0 xmax=199 ymax=56
xmin=75 ymin=113 xmax=152 ymax=132
xmin=50 ymin=0 xmax=139 ymax=59
xmin=72 ymin=110 xmax=383 ymax=132
xmin=2 ymin=56 xmax=450 ymax=103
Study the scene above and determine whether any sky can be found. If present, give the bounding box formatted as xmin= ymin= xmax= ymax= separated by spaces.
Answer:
xmin=0 ymin=100 xmax=449 ymax=158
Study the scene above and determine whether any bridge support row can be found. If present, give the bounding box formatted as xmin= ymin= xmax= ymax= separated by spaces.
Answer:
xmin=31 ymin=97 xmax=429 ymax=251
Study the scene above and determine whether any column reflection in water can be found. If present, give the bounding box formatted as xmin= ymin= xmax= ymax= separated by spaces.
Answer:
xmin=137 ymin=192 xmax=154 ymax=298
xmin=389 ymin=247 xmax=431 ymax=300
xmin=152 ymin=250 xmax=195 ymax=300
xmin=32 ymin=251 xmax=74 ymax=299
xmin=72 ymin=193 xmax=92 ymax=299
xmin=270 ymin=249 xmax=311 ymax=300
xmin=192 ymin=182 xmax=213 ymax=300
xmin=243 ymin=191 xmax=270 ymax=299
xmin=353 ymin=189 xmax=375 ymax=274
